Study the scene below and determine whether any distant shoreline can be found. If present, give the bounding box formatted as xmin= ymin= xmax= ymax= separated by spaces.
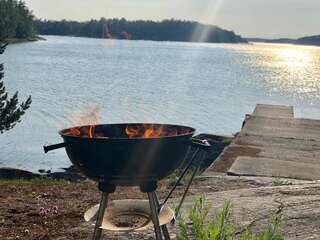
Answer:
xmin=247 ymin=35 xmax=320 ymax=47
xmin=34 ymin=18 xmax=247 ymax=44
xmin=249 ymin=41 xmax=320 ymax=48
xmin=5 ymin=36 xmax=46 ymax=44
xmin=37 ymin=34 xmax=249 ymax=45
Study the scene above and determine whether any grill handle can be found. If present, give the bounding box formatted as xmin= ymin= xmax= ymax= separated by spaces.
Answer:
xmin=189 ymin=137 xmax=211 ymax=149
xmin=43 ymin=142 xmax=68 ymax=153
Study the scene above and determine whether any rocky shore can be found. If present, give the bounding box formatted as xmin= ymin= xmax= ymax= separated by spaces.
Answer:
xmin=0 ymin=165 xmax=86 ymax=182
xmin=2 ymin=109 xmax=320 ymax=239
xmin=1 ymin=172 xmax=318 ymax=239
xmin=5 ymin=36 xmax=46 ymax=43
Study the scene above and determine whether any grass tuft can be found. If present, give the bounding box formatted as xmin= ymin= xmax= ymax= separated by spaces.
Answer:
xmin=0 ymin=177 xmax=70 ymax=185
xmin=272 ymin=178 xmax=292 ymax=186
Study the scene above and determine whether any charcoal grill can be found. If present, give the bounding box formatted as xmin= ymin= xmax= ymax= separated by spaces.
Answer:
xmin=44 ymin=123 xmax=211 ymax=240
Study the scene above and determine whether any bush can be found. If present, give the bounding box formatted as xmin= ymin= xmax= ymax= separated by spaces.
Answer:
xmin=177 ymin=196 xmax=285 ymax=240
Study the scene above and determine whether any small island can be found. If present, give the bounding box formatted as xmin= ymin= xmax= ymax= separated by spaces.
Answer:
xmin=247 ymin=35 xmax=320 ymax=47
xmin=34 ymin=18 xmax=248 ymax=44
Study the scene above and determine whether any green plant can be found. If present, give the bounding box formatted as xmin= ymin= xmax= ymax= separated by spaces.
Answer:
xmin=177 ymin=197 xmax=233 ymax=240
xmin=272 ymin=178 xmax=292 ymax=186
xmin=177 ymin=196 xmax=285 ymax=240
xmin=222 ymin=137 xmax=233 ymax=146
xmin=0 ymin=41 xmax=31 ymax=133
xmin=167 ymin=171 xmax=180 ymax=187
xmin=238 ymin=215 xmax=284 ymax=240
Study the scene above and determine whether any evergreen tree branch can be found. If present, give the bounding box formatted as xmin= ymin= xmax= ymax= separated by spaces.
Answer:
xmin=0 ymin=39 xmax=32 ymax=134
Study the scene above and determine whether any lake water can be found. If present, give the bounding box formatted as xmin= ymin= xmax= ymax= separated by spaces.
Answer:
xmin=1 ymin=36 xmax=320 ymax=172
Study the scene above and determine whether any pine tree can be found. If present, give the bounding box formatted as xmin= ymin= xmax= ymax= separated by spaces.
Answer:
xmin=0 ymin=41 xmax=31 ymax=133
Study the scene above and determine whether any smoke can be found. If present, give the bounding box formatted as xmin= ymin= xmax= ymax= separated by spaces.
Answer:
xmin=67 ymin=105 xmax=101 ymax=127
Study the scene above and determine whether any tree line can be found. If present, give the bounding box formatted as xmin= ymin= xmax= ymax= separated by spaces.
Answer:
xmin=0 ymin=0 xmax=36 ymax=39
xmin=34 ymin=18 xmax=247 ymax=43
xmin=0 ymin=0 xmax=246 ymax=43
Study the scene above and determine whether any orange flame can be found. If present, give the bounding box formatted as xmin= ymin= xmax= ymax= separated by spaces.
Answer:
xmin=68 ymin=127 xmax=81 ymax=136
xmin=89 ymin=125 xmax=94 ymax=138
xmin=125 ymin=124 xmax=178 ymax=138
xmin=66 ymin=105 xmax=101 ymax=138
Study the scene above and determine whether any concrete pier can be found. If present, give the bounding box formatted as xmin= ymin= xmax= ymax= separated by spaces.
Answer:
xmin=205 ymin=104 xmax=320 ymax=180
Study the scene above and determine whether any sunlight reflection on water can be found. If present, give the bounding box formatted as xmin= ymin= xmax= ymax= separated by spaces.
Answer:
xmin=251 ymin=43 xmax=320 ymax=100
xmin=0 ymin=37 xmax=320 ymax=171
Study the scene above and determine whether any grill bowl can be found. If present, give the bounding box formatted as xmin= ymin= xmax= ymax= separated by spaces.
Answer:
xmin=59 ymin=123 xmax=195 ymax=185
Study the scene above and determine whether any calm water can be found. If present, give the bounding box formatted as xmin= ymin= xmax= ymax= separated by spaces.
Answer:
xmin=1 ymin=36 xmax=320 ymax=171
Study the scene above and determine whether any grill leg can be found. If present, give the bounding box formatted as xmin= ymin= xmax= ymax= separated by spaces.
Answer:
xmin=152 ymin=192 xmax=171 ymax=240
xmin=148 ymin=192 xmax=163 ymax=240
xmin=92 ymin=192 xmax=109 ymax=240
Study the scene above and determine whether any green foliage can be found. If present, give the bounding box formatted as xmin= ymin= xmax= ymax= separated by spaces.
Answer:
xmin=0 ymin=42 xmax=31 ymax=133
xmin=0 ymin=177 xmax=70 ymax=185
xmin=222 ymin=137 xmax=233 ymax=145
xmin=0 ymin=0 xmax=36 ymax=39
xmin=272 ymin=178 xmax=292 ymax=186
xmin=177 ymin=198 xmax=233 ymax=240
xmin=34 ymin=18 xmax=247 ymax=43
xmin=177 ymin=196 xmax=285 ymax=240
xmin=238 ymin=215 xmax=284 ymax=240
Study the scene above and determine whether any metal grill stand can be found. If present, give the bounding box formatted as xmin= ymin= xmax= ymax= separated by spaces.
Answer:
xmin=92 ymin=182 xmax=171 ymax=240
xmin=90 ymin=139 xmax=211 ymax=240
xmin=92 ymin=183 xmax=116 ymax=240
xmin=140 ymin=182 xmax=170 ymax=240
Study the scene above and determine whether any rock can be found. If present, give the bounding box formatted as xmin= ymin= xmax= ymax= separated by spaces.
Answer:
xmin=61 ymin=165 xmax=81 ymax=173
xmin=46 ymin=171 xmax=86 ymax=182
xmin=46 ymin=165 xmax=86 ymax=182
xmin=38 ymin=169 xmax=51 ymax=174
xmin=0 ymin=165 xmax=86 ymax=182
xmin=0 ymin=167 xmax=40 ymax=179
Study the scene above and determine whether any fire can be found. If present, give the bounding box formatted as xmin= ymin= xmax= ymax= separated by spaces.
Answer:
xmin=64 ymin=105 xmax=189 ymax=139
xmin=89 ymin=125 xmax=94 ymax=138
xmin=65 ymin=124 xmax=104 ymax=138
xmin=125 ymin=124 xmax=178 ymax=138
xmin=66 ymin=105 xmax=102 ymax=138
xmin=68 ymin=127 xmax=81 ymax=136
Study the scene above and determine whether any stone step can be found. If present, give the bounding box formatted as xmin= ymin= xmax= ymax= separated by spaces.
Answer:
xmin=235 ymin=135 xmax=320 ymax=150
xmin=252 ymin=104 xmax=294 ymax=118
xmin=242 ymin=116 xmax=320 ymax=141
xmin=228 ymin=156 xmax=320 ymax=180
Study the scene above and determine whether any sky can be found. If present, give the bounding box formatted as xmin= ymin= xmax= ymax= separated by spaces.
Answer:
xmin=24 ymin=0 xmax=320 ymax=38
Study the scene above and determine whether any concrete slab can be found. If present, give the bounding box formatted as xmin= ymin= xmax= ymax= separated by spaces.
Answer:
xmin=205 ymin=104 xmax=320 ymax=180
xmin=242 ymin=115 xmax=320 ymax=141
xmin=234 ymin=136 xmax=320 ymax=164
xmin=228 ymin=156 xmax=320 ymax=180
xmin=253 ymin=104 xmax=294 ymax=118
xmin=235 ymin=135 xmax=320 ymax=151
